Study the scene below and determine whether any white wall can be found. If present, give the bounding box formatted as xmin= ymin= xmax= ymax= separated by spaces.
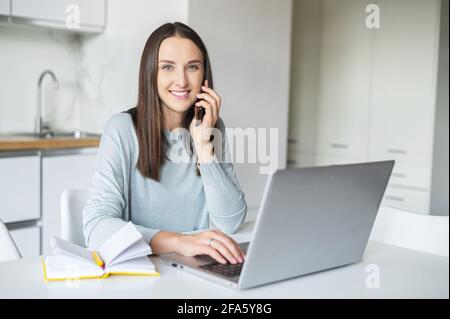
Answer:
xmin=188 ymin=0 xmax=292 ymax=217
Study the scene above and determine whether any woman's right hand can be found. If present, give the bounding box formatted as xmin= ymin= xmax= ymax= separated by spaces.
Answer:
xmin=176 ymin=229 xmax=245 ymax=264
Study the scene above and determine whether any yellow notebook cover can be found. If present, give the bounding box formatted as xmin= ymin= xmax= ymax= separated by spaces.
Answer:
xmin=42 ymin=258 xmax=160 ymax=282
xmin=43 ymin=222 xmax=160 ymax=282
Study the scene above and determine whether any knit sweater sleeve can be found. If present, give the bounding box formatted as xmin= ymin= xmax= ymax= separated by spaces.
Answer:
xmin=82 ymin=114 xmax=160 ymax=250
xmin=198 ymin=117 xmax=247 ymax=234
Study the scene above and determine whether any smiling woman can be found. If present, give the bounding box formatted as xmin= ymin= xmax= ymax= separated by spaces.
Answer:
xmin=159 ymin=56 xmax=203 ymax=103
xmin=133 ymin=23 xmax=215 ymax=180
xmin=82 ymin=22 xmax=247 ymax=267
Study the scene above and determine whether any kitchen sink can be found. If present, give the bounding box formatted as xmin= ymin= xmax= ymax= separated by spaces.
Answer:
xmin=1 ymin=130 xmax=102 ymax=139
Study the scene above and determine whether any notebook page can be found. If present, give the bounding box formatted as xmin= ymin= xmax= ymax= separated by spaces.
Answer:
xmin=107 ymin=239 xmax=151 ymax=267
xmin=51 ymin=237 xmax=93 ymax=263
xmin=98 ymin=222 xmax=143 ymax=265
xmin=105 ymin=256 xmax=157 ymax=275
xmin=45 ymin=255 xmax=103 ymax=279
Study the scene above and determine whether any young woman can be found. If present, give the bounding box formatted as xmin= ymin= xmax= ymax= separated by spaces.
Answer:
xmin=82 ymin=22 xmax=247 ymax=265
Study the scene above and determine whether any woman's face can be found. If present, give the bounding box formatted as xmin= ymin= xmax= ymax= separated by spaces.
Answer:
xmin=157 ymin=36 xmax=204 ymax=116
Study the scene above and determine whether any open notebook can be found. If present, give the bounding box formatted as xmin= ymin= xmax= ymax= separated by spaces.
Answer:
xmin=42 ymin=222 xmax=159 ymax=281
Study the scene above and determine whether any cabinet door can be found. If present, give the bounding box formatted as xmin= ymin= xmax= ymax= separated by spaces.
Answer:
xmin=389 ymin=163 xmax=432 ymax=190
xmin=382 ymin=186 xmax=430 ymax=215
xmin=315 ymin=0 xmax=373 ymax=159
xmin=0 ymin=0 xmax=10 ymax=15
xmin=9 ymin=226 xmax=41 ymax=257
xmin=289 ymin=0 xmax=322 ymax=154
xmin=313 ymin=154 xmax=367 ymax=167
xmin=287 ymin=148 xmax=316 ymax=168
xmin=369 ymin=0 xmax=441 ymax=166
xmin=12 ymin=0 xmax=105 ymax=28
xmin=42 ymin=150 xmax=97 ymax=254
xmin=0 ymin=156 xmax=40 ymax=223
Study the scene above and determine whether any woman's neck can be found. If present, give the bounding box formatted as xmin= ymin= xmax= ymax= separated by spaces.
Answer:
xmin=163 ymin=105 xmax=186 ymax=131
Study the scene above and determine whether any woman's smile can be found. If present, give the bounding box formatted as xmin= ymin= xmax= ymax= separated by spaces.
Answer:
xmin=169 ymin=90 xmax=191 ymax=100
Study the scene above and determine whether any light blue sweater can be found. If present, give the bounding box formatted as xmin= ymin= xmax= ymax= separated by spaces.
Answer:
xmin=82 ymin=112 xmax=247 ymax=251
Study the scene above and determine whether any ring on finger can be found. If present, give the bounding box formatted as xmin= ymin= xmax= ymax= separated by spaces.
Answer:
xmin=207 ymin=238 xmax=216 ymax=247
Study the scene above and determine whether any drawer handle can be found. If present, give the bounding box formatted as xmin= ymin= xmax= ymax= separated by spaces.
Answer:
xmin=287 ymin=159 xmax=297 ymax=165
xmin=391 ymin=172 xmax=406 ymax=178
xmin=385 ymin=195 xmax=404 ymax=202
xmin=387 ymin=148 xmax=407 ymax=155
xmin=330 ymin=143 xmax=348 ymax=149
xmin=288 ymin=138 xmax=298 ymax=144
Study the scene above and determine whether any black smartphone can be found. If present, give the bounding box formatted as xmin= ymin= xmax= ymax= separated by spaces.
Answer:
xmin=195 ymin=76 xmax=207 ymax=122
xmin=196 ymin=103 xmax=206 ymax=122
xmin=194 ymin=76 xmax=214 ymax=144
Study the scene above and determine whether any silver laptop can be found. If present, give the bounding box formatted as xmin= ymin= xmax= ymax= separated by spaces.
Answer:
xmin=161 ymin=160 xmax=394 ymax=290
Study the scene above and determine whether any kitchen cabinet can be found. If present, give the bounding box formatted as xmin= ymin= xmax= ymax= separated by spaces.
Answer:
xmin=288 ymin=0 xmax=321 ymax=155
xmin=9 ymin=0 xmax=106 ymax=33
xmin=288 ymin=0 xmax=441 ymax=214
xmin=0 ymin=147 xmax=98 ymax=257
xmin=369 ymin=0 xmax=440 ymax=168
xmin=382 ymin=186 xmax=430 ymax=214
xmin=0 ymin=154 xmax=40 ymax=224
xmin=315 ymin=0 xmax=373 ymax=159
xmin=314 ymin=154 xmax=367 ymax=167
xmin=287 ymin=146 xmax=315 ymax=168
xmin=0 ymin=0 xmax=10 ymax=16
xmin=367 ymin=0 xmax=440 ymax=214
xmin=41 ymin=149 xmax=97 ymax=254
xmin=289 ymin=0 xmax=373 ymax=158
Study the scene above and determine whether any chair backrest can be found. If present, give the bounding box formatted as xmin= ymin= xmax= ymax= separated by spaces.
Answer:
xmin=370 ymin=205 xmax=449 ymax=257
xmin=60 ymin=189 xmax=90 ymax=247
xmin=0 ymin=219 xmax=22 ymax=262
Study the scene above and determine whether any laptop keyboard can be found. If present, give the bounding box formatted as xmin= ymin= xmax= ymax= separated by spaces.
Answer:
xmin=199 ymin=261 xmax=244 ymax=277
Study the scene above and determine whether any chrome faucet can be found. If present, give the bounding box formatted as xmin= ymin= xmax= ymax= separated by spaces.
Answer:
xmin=36 ymin=70 xmax=59 ymax=135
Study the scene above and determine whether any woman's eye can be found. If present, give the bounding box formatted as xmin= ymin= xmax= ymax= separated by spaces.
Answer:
xmin=161 ymin=64 xmax=199 ymax=71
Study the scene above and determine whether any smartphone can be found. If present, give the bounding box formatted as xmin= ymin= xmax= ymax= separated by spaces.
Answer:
xmin=195 ymin=75 xmax=207 ymax=122
xmin=194 ymin=76 xmax=214 ymax=144
xmin=196 ymin=103 xmax=206 ymax=122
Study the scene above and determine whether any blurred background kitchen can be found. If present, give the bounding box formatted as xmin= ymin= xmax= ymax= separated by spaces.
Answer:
xmin=0 ymin=0 xmax=448 ymax=258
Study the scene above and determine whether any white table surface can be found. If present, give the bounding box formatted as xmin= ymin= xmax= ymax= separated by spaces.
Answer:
xmin=0 ymin=221 xmax=448 ymax=299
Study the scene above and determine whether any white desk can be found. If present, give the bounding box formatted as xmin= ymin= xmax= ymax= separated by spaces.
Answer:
xmin=0 ymin=222 xmax=448 ymax=298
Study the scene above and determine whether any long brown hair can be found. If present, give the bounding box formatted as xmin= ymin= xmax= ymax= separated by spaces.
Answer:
xmin=128 ymin=22 xmax=215 ymax=181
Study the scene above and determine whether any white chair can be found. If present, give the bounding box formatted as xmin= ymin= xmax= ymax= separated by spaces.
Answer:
xmin=0 ymin=219 xmax=22 ymax=262
xmin=370 ymin=205 xmax=449 ymax=257
xmin=60 ymin=189 xmax=90 ymax=247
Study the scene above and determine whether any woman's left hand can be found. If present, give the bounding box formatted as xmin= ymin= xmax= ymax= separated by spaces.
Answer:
xmin=189 ymin=79 xmax=222 ymax=155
